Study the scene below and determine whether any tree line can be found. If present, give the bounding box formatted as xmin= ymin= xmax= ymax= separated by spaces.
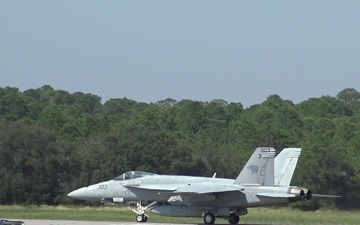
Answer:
xmin=0 ymin=85 xmax=359 ymax=209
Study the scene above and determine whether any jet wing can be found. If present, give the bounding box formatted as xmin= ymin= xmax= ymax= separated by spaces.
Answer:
xmin=125 ymin=183 xmax=242 ymax=194
xmin=162 ymin=183 xmax=243 ymax=204
xmin=124 ymin=183 xmax=178 ymax=191
xmin=173 ymin=183 xmax=242 ymax=194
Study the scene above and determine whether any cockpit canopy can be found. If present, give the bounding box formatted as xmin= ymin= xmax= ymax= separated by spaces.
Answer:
xmin=113 ymin=171 xmax=156 ymax=181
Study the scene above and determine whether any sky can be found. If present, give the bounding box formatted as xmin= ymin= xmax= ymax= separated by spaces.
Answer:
xmin=1 ymin=1 xmax=360 ymax=107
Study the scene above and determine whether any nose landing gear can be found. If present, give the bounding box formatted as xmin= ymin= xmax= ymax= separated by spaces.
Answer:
xmin=130 ymin=201 xmax=158 ymax=223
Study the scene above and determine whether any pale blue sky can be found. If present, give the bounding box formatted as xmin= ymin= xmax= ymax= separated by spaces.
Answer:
xmin=1 ymin=1 xmax=360 ymax=107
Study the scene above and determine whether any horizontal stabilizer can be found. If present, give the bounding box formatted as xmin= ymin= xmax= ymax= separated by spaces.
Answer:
xmin=312 ymin=194 xmax=341 ymax=198
xmin=256 ymin=193 xmax=296 ymax=198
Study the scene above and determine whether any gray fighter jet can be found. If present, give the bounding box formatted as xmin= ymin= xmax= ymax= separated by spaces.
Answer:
xmin=67 ymin=147 xmax=337 ymax=224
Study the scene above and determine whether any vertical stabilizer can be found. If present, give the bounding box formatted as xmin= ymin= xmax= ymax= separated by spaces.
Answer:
xmin=274 ymin=148 xmax=301 ymax=186
xmin=234 ymin=147 xmax=276 ymax=186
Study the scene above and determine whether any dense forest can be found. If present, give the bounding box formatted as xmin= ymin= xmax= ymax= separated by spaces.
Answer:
xmin=0 ymin=85 xmax=359 ymax=209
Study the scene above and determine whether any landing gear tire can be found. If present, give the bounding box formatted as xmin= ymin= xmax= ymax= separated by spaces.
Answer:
xmin=136 ymin=214 xmax=147 ymax=222
xmin=203 ymin=212 xmax=216 ymax=224
xmin=228 ymin=213 xmax=240 ymax=224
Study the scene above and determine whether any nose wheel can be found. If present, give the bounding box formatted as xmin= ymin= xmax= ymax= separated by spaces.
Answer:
xmin=136 ymin=214 xmax=148 ymax=222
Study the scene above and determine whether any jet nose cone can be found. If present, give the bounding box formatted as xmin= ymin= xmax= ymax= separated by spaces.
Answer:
xmin=67 ymin=187 xmax=88 ymax=200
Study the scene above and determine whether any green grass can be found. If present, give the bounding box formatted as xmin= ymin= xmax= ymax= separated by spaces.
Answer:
xmin=0 ymin=205 xmax=359 ymax=225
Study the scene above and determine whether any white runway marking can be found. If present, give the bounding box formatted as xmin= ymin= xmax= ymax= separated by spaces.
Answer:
xmin=4 ymin=220 xmax=195 ymax=225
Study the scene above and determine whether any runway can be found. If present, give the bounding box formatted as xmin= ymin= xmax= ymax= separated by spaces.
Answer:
xmin=2 ymin=220 xmax=273 ymax=225
xmin=3 ymin=220 xmax=144 ymax=225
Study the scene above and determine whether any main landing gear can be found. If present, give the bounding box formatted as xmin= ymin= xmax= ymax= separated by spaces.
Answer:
xmin=203 ymin=212 xmax=216 ymax=224
xmin=202 ymin=211 xmax=241 ymax=224
xmin=227 ymin=213 xmax=240 ymax=224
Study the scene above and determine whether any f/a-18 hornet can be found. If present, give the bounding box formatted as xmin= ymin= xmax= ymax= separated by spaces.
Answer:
xmin=68 ymin=147 xmax=339 ymax=224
